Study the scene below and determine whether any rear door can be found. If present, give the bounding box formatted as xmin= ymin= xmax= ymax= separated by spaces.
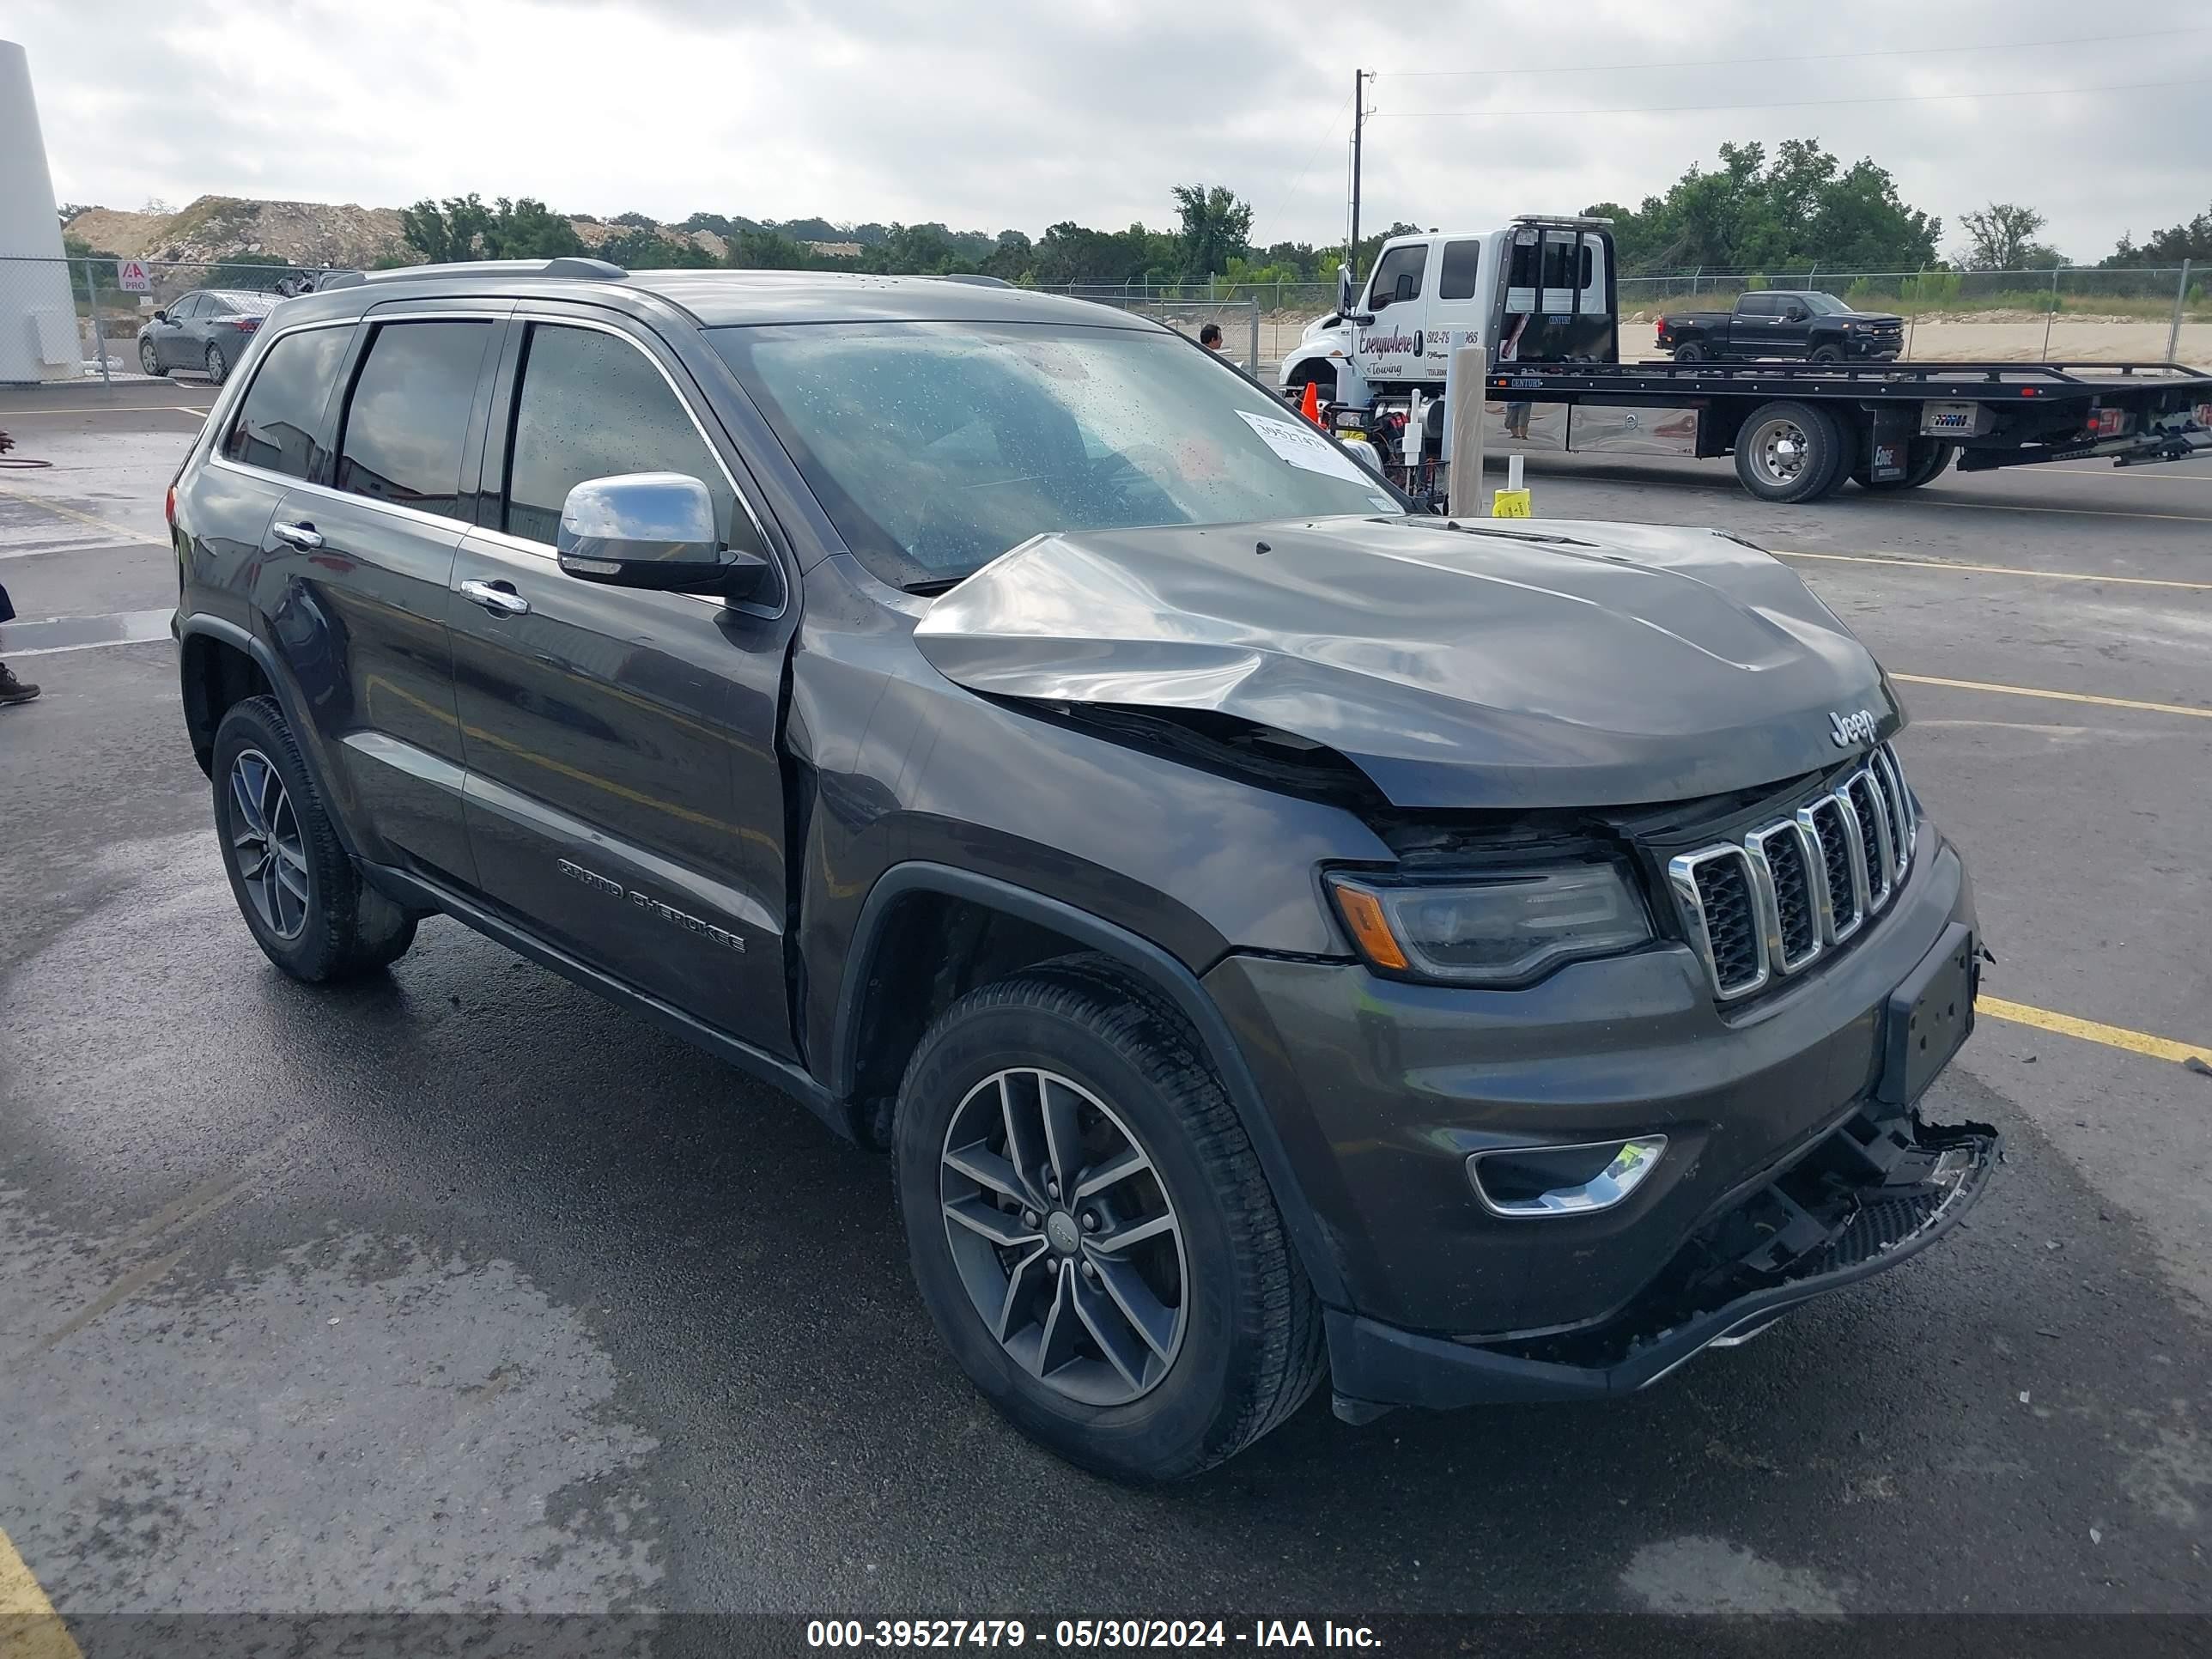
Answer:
xmin=447 ymin=310 xmax=797 ymax=1055
xmin=1425 ymin=237 xmax=1488 ymax=370
xmin=290 ymin=304 xmax=507 ymax=884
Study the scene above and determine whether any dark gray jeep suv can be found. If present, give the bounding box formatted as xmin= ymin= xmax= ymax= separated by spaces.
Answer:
xmin=169 ymin=257 xmax=1995 ymax=1480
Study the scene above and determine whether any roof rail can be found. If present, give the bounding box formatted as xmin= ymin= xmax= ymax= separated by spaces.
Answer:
xmin=1512 ymin=213 xmax=1615 ymax=228
xmin=319 ymin=257 xmax=628 ymax=291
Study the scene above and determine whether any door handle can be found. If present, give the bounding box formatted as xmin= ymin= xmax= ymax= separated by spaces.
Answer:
xmin=271 ymin=520 xmax=324 ymax=550
xmin=460 ymin=578 xmax=530 ymax=617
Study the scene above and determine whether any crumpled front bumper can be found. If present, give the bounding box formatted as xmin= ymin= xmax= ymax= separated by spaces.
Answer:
xmin=1326 ymin=1105 xmax=1998 ymax=1418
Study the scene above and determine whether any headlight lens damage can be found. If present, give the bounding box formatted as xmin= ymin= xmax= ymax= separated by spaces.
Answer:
xmin=1329 ymin=865 xmax=1652 ymax=986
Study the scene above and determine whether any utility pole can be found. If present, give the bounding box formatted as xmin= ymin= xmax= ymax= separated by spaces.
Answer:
xmin=1349 ymin=69 xmax=1370 ymax=264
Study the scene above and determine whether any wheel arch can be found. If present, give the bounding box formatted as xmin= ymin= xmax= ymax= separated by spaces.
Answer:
xmin=832 ymin=862 xmax=1349 ymax=1307
xmin=177 ymin=614 xmax=362 ymax=859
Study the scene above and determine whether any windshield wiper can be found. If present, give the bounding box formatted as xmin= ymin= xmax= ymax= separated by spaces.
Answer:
xmin=901 ymin=575 xmax=969 ymax=596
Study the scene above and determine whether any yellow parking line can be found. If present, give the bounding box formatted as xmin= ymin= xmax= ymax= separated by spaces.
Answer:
xmin=1775 ymin=549 xmax=2212 ymax=592
xmin=1981 ymin=997 xmax=2212 ymax=1067
xmin=0 ymin=1525 xmax=81 ymax=1659
xmin=1891 ymin=672 xmax=2212 ymax=720
xmin=1916 ymin=497 xmax=2212 ymax=525
xmin=0 ymin=486 xmax=158 ymax=547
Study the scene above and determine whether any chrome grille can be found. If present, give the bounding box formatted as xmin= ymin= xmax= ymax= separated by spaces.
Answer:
xmin=1668 ymin=742 xmax=1917 ymax=1001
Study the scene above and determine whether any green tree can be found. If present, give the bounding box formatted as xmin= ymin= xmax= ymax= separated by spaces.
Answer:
xmin=1170 ymin=184 xmax=1254 ymax=281
xmin=1955 ymin=203 xmax=2063 ymax=271
xmin=2105 ymin=204 xmax=2212 ymax=265
xmin=597 ymin=228 xmax=716 ymax=269
xmin=1589 ymin=140 xmax=1939 ymax=274
xmin=399 ymin=194 xmax=584 ymax=263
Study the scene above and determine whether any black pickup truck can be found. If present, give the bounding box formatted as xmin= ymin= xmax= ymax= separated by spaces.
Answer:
xmin=1656 ymin=291 xmax=1905 ymax=363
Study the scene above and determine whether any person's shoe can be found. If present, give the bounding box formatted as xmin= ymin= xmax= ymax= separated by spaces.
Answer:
xmin=0 ymin=664 xmax=40 ymax=705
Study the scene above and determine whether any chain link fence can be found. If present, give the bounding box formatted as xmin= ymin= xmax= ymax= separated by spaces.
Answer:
xmin=2 ymin=255 xmax=339 ymax=386
xmin=6 ymin=255 xmax=2201 ymax=386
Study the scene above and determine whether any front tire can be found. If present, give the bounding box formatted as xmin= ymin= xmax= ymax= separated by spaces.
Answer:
xmin=1733 ymin=399 xmax=1846 ymax=503
xmin=1809 ymin=343 xmax=1844 ymax=364
xmin=895 ymin=958 xmax=1324 ymax=1481
xmin=211 ymin=696 xmax=417 ymax=981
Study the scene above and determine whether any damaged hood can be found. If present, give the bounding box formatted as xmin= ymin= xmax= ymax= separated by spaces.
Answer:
xmin=910 ymin=516 xmax=1899 ymax=810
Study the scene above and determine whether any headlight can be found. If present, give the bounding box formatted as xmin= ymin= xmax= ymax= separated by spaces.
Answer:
xmin=1328 ymin=866 xmax=1652 ymax=986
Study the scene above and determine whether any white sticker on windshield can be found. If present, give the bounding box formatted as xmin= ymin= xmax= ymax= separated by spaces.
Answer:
xmin=1368 ymin=495 xmax=1398 ymax=514
xmin=1236 ymin=410 xmax=1372 ymax=485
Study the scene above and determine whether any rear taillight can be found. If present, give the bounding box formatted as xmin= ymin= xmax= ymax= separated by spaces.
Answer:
xmin=165 ymin=482 xmax=177 ymax=529
xmin=2086 ymin=405 xmax=2130 ymax=439
xmin=234 ymin=317 xmax=261 ymax=332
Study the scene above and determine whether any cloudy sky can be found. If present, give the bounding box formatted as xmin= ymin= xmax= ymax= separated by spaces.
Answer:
xmin=12 ymin=0 xmax=2209 ymax=264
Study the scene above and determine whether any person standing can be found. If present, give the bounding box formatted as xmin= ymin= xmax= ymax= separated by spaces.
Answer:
xmin=1198 ymin=323 xmax=1224 ymax=352
xmin=0 ymin=580 xmax=37 ymax=706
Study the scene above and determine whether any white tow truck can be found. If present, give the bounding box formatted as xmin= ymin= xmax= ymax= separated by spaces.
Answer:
xmin=1279 ymin=216 xmax=2212 ymax=503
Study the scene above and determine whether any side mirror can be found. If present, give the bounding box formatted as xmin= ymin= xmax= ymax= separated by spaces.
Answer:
xmin=1336 ymin=262 xmax=1355 ymax=319
xmin=1339 ymin=437 xmax=1388 ymax=479
xmin=556 ymin=472 xmax=770 ymax=599
xmin=152 ymin=309 xmax=167 ymax=324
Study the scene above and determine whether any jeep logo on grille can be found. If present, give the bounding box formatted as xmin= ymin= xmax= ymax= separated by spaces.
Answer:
xmin=1829 ymin=708 xmax=1879 ymax=749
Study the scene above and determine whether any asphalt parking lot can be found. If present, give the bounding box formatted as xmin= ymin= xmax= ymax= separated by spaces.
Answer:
xmin=2 ymin=381 xmax=2209 ymax=1632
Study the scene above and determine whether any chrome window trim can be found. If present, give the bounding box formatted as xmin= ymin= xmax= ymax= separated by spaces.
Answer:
xmin=1667 ymin=844 xmax=1770 ymax=1000
xmin=500 ymin=311 xmax=778 ymax=564
xmin=204 ymin=310 xmax=789 ymax=618
xmin=1745 ymin=820 xmax=1824 ymax=972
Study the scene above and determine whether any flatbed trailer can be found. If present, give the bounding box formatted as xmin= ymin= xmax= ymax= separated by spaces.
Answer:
xmin=1462 ymin=356 xmax=2212 ymax=502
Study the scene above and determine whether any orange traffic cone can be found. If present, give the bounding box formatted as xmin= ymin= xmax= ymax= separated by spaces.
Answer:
xmin=1299 ymin=379 xmax=1322 ymax=426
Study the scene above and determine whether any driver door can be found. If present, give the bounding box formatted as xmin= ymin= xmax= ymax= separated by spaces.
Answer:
xmin=1769 ymin=298 xmax=1813 ymax=358
xmin=155 ymin=292 xmax=200 ymax=367
xmin=1352 ymin=241 xmax=1430 ymax=386
xmin=448 ymin=312 xmax=799 ymax=1056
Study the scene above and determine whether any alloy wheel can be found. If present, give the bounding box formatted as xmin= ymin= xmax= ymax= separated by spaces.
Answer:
xmin=139 ymin=339 xmax=158 ymax=375
xmin=205 ymin=343 xmax=227 ymax=385
xmin=227 ymin=749 xmax=310 ymax=939
xmin=1747 ymin=415 xmax=1811 ymax=489
xmin=939 ymin=1066 xmax=1187 ymax=1406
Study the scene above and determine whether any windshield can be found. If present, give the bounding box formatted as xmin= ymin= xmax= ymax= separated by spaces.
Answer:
xmin=711 ymin=321 xmax=1400 ymax=586
xmin=1800 ymin=293 xmax=1850 ymax=316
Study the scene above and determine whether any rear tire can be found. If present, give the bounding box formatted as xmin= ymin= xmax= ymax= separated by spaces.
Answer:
xmin=211 ymin=696 xmax=417 ymax=982
xmin=894 ymin=957 xmax=1324 ymax=1482
xmin=1673 ymin=343 xmax=1705 ymax=363
xmin=1733 ymin=400 xmax=1845 ymax=503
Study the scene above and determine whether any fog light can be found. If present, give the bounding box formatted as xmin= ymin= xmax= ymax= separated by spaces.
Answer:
xmin=1467 ymin=1136 xmax=1667 ymax=1218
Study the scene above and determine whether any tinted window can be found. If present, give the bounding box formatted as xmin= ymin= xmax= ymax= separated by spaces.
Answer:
xmin=502 ymin=324 xmax=738 ymax=548
xmin=168 ymin=293 xmax=203 ymax=320
xmin=1739 ymin=295 xmax=1776 ymax=317
xmin=1437 ymin=240 xmax=1481 ymax=302
xmin=335 ymin=321 xmax=492 ymax=519
xmin=203 ymin=295 xmax=235 ymax=317
xmin=1368 ymin=243 xmax=1426 ymax=308
xmin=221 ymin=325 xmax=350 ymax=479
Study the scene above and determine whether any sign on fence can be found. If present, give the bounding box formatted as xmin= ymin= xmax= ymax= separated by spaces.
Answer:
xmin=116 ymin=258 xmax=151 ymax=293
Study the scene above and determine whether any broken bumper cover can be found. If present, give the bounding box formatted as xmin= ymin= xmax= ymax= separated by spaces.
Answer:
xmin=1326 ymin=1107 xmax=1998 ymax=1415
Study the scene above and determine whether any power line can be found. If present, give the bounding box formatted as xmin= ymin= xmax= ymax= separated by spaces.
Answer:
xmin=1369 ymin=77 xmax=2211 ymax=121
xmin=1375 ymin=25 xmax=2209 ymax=80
